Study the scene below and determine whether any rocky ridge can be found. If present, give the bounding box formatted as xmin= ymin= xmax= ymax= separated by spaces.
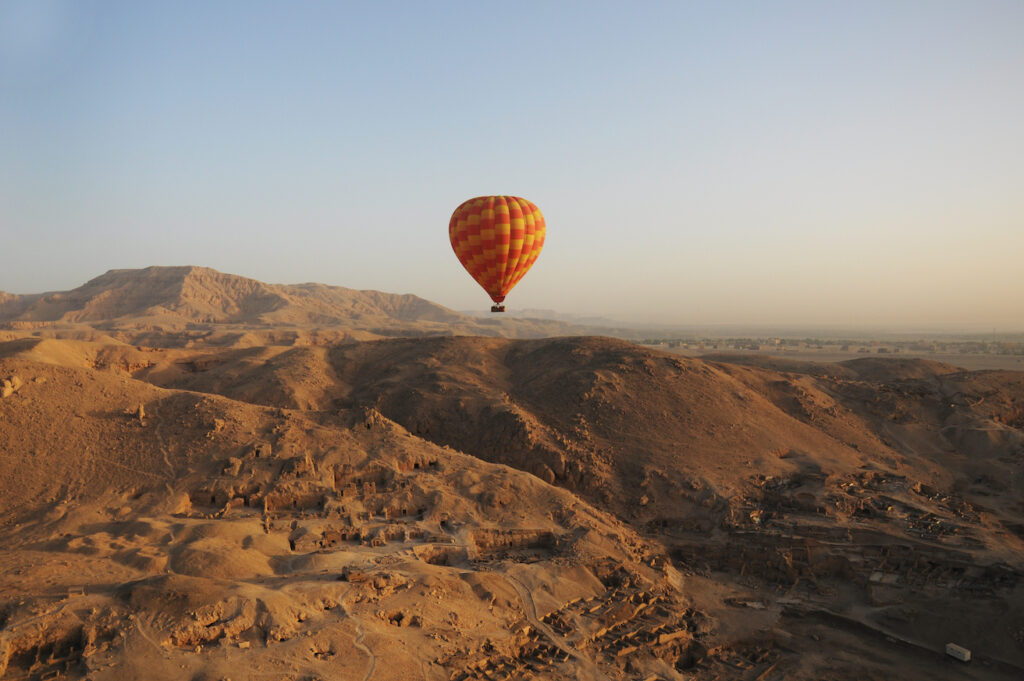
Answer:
xmin=0 ymin=266 xmax=585 ymax=341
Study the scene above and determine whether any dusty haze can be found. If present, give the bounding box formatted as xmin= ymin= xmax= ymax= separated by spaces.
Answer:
xmin=2 ymin=3 xmax=1022 ymax=327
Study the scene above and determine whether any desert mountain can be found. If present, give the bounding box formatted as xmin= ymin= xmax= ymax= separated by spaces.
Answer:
xmin=0 ymin=266 xmax=586 ymax=341
xmin=1 ymin=275 xmax=1023 ymax=680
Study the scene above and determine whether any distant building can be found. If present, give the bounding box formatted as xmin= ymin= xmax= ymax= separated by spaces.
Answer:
xmin=945 ymin=643 xmax=971 ymax=662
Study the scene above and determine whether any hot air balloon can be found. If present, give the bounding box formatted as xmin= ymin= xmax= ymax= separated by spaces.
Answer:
xmin=449 ymin=196 xmax=546 ymax=312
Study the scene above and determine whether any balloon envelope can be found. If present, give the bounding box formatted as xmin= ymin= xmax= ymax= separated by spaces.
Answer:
xmin=449 ymin=196 xmax=546 ymax=304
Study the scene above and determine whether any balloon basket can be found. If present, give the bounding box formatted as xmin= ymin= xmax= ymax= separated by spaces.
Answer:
xmin=490 ymin=304 xmax=506 ymax=313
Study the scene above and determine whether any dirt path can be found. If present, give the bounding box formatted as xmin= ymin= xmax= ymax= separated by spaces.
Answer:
xmin=503 ymin=574 xmax=610 ymax=681
xmin=149 ymin=400 xmax=176 ymax=479
xmin=335 ymin=584 xmax=376 ymax=681
xmin=353 ymin=615 xmax=376 ymax=681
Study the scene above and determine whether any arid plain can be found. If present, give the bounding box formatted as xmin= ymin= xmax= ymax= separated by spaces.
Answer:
xmin=1 ymin=267 xmax=1023 ymax=681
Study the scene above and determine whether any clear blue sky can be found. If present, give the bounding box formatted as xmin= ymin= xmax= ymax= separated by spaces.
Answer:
xmin=2 ymin=1 xmax=1022 ymax=330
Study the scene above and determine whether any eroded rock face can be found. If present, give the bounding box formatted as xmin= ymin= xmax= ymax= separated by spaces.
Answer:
xmin=0 ymin=603 xmax=124 ymax=679
xmin=167 ymin=597 xmax=260 ymax=647
xmin=471 ymin=529 xmax=556 ymax=556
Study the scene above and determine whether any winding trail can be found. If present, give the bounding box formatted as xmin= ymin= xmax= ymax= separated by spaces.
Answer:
xmin=148 ymin=400 xmax=176 ymax=479
xmin=503 ymin=574 xmax=610 ymax=681
xmin=134 ymin=617 xmax=170 ymax=658
xmin=336 ymin=584 xmax=377 ymax=681
xmin=353 ymin=615 xmax=376 ymax=681
xmin=1 ymin=602 xmax=72 ymax=633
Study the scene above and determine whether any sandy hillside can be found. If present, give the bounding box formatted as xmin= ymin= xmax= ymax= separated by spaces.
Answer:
xmin=0 ymin=266 xmax=587 ymax=341
xmin=1 ymin=270 xmax=1023 ymax=681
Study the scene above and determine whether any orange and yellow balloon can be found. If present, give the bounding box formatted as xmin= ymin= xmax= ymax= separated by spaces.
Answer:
xmin=449 ymin=196 xmax=546 ymax=307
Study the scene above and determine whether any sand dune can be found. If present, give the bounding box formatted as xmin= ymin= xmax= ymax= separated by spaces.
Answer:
xmin=1 ymin=270 xmax=1022 ymax=680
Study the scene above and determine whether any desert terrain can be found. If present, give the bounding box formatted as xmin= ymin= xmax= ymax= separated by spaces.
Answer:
xmin=650 ymin=342 xmax=1024 ymax=373
xmin=1 ymin=267 xmax=1023 ymax=680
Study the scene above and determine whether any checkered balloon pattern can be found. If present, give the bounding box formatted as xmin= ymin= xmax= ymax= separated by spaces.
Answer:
xmin=449 ymin=196 xmax=546 ymax=304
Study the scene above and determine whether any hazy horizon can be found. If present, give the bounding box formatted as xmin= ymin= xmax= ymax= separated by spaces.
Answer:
xmin=2 ymin=1 xmax=1022 ymax=330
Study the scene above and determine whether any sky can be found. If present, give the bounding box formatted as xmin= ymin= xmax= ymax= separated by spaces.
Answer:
xmin=1 ymin=1 xmax=1022 ymax=331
